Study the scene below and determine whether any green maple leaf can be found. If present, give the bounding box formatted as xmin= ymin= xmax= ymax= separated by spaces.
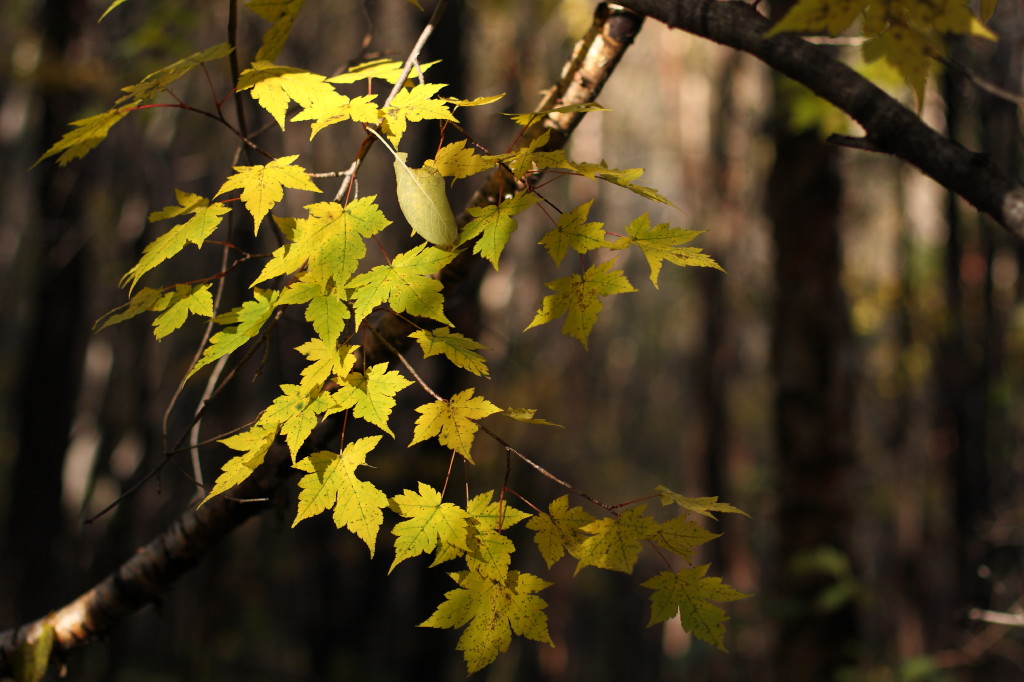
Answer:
xmin=610 ymin=213 xmax=721 ymax=288
xmin=247 ymin=0 xmax=305 ymax=62
xmin=410 ymin=388 xmax=502 ymax=461
xmin=151 ymin=284 xmax=214 ymax=339
xmin=121 ymin=191 xmax=231 ymax=291
xmin=494 ymin=131 xmax=571 ymax=179
xmin=237 ymin=61 xmax=345 ymax=129
xmin=254 ymin=197 xmax=390 ymax=290
xmin=381 ymin=82 xmax=456 ymax=145
xmin=189 ymin=289 xmax=280 ymax=378
xmin=651 ymin=516 xmax=721 ymax=561
xmin=342 ymin=362 xmax=414 ymax=437
xmin=201 ymin=424 xmax=277 ymax=505
xmin=410 ymin=327 xmax=489 ymax=377
xmin=538 ymin=199 xmax=607 ymax=266
xmin=296 ymin=339 xmax=357 ymax=392
xmin=119 ymin=43 xmax=234 ymax=103
xmin=389 ymin=482 xmax=471 ymax=572
xmin=642 ymin=565 xmax=750 ymax=651
xmin=426 ymin=140 xmax=495 ymax=179
xmin=574 ymin=506 xmax=658 ymax=574
xmin=95 ymin=287 xmax=164 ymax=331
xmin=348 ymin=244 xmax=457 ymax=328
xmin=525 ymin=259 xmax=636 ymax=349
xmin=293 ymin=436 xmax=387 ymax=555
xmin=216 ymin=154 xmax=320 ymax=231
xmin=38 ymin=104 xmax=136 ymax=166
xmin=421 ymin=566 xmax=553 ymax=674
xmin=526 ymin=495 xmax=596 ymax=568
xmin=458 ymin=190 xmax=541 ymax=269
xmin=656 ymin=485 xmax=749 ymax=519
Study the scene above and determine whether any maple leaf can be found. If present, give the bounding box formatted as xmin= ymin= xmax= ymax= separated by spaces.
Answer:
xmin=259 ymin=383 xmax=332 ymax=459
xmin=651 ymin=516 xmax=721 ymax=561
xmin=494 ymin=131 xmax=571 ymax=179
xmin=458 ymin=190 xmax=541 ymax=269
xmin=410 ymin=388 xmax=502 ymax=461
xmin=254 ymin=197 xmax=390 ymax=290
xmin=201 ymin=424 xmax=277 ymax=505
xmin=151 ymin=284 xmax=214 ymax=339
xmin=610 ymin=213 xmax=722 ymax=288
xmin=538 ymin=199 xmax=607 ymax=266
xmin=506 ymin=101 xmax=608 ymax=128
xmin=348 ymin=244 xmax=457 ymax=328
xmin=410 ymin=327 xmax=489 ymax=377
xmin=656 ymin=485 xmax=749 ymax=519
xmin=765 ymin=0 xmax=868 ymax=37
xmin=421 ymin=566 xmax=553 ymax=674
xmin=574 ymin=506 xmax=658 ymax=574
xmin=295 ymin=340 xmax=357 ymax=392
xmin=642 ymin=565 xmax=750 ymax=651
xmin=247 ymin=0 xmax=305 ymax=62
xmin=327 ymin=58 xmax=437 ymax=86
xmin=526 ymin=495 xmax=595 ymax=568
xmin=571 ymin=160 xmax=677 ymax=207
xmin=426 ymin=140 xmax=495 ymax=179
xmin=525 ymin=259 xmax=636 ymax=348
xmin=121 ymin=191 xmax=231 ymax=291
xmin=236 ymin=61 xmax=345 ymax=129
xmin=457 ymin=492 xmax=531 ymax=579
xmin=381 ymin=82 xmax=456 ymax=145
xmin=297 ymin=94 xmax=380 ymax=138
xmin=293 ymin=436 xmax=388 ymax=555
xmin=389 ymin=482 xmax=471 ymax=572
xmin=118 ymin=43 xmax=234 ymax=103
xmin=38 ymin=104 xmax=136 ymax=166
xmin=502 ymin=408 xmax=561 ymax=427
xmin=304 ymin=288 xmax=350 ymax=345
xmin=342 ymin=362 xmax=414 ymax=436
xmin=216 ymin=154 xmax=320 ymax=231
xmin=95 ymin=287 xmax=164 ymax=331
xmin=189 ymin=289 xmax=280 ymax=378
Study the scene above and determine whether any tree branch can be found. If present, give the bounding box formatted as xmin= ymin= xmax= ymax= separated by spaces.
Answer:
xmin=615 ymin=0 xmax=1024 ymax=240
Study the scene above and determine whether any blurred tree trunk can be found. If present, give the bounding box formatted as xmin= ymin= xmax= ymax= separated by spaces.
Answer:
xmin=765 ymin=69 xmax=857 ymax=682
xmin=2 ymin=0 xmax=91 ymax=625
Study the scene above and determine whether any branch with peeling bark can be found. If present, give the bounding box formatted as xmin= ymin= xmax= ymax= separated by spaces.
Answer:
xmin=615 ymin=0 xmax=1024 ymax=240
xmin=0 ymin=5 xmax=644 ymax=676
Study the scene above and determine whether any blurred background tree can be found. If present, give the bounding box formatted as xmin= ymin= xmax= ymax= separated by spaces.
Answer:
xmin=2 ymin=0 xmax=1024 ymax=680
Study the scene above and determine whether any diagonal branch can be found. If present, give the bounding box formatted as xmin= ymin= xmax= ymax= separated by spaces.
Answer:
xmin=615 ymin=0 xmax=1024 ymax=240
xmin=0 ymin=4 xmax=644 ymax=677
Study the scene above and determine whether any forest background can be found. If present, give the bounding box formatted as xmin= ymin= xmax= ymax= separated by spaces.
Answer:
xmin=1 ymin=0 xmax=1024 ymax=680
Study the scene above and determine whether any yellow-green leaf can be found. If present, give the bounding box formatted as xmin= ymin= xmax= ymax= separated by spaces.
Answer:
xmin=37 ymin=104 xmax=136 ymax=166
xmin=327 ymin=58 xmax=437 ymax=86
xmin=201 ymin=424 xmax=277 ymax=505
xmin=656 ymin=484 xmax=749 ymax=519
xmin=296 ymin=340 xmax=357 ymax=392
xmin=394 ymin=152 xmax=458 ymax=248
xmin=642 ymin=565 xmax=750 ymax=651
xmin=237 ymin=61 xmax=345 ymax=129
xmin=342 ymin=362 xmax=414 ymax=436
xmin=348 ymin=244 xmax=457 ymax=328
xmin=189 ymin=289 xmax=280 ymax=378
xmin=152 ymin=284 xmax=214 ymax=339
xmin=426 ymin=139 xmax=495 ymax=179
xmin=574 ymin=506 xmax=658 ymax=574
xmin=526 ymin=495 xmax=595 ymax=568
xmin=459 ymin=190 xmax=541 ymax=269
xmin=410 ymin=327 xmax=489 ymax=377
xmin=609 ymin=213 xmax=721 ymax=288
xmin=247 ymin=0 xmax=305 ymax=61
xmin=390 ymin=482 xmax=471 ymax=572
xmin=381 ymin=82 xmax=456 ymax=145
xmin=13 ymin=621 xmax=54 ymax=682
xmin=95 ymin=287 xmax=164 ymax=332
xmin=119 ymin=43 xmax=234 ymax=103
xmin=410 ymin=388 xmax=502 ymax=461
xmin=216 ymin=154 xmax=320 ymax=232
xmin=538 ymin=199 xmax=607 ymax=266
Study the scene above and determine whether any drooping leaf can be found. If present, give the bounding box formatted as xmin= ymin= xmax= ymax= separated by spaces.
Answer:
xmin=389 ymin=482 xmax=471 ymax=572
xmin=99 ymin=0 xmax=129 ymax=21
xmin=201 ymin=424 xmax=277 ymax=505
xmin=410 ymin=327 xmax=489 ymax=377
xmin=151 ymin=284 xmax=214 ymax=339
xmin=293 ymin=436 xmax=388 ymax=555
xmin=459 ymin=492 xmax=531 ymax=579
xmin=394 ymin=152 xmax=458 ymax=248
xmin=121 ymin=191 xmax=231 ymax=291
xmin=571 ymin=160 xmax=677 ymax=207
xmin=237 ymin=61 xmax=346 ymax=129
xmin=574 ymin=506 xmax=658 ymax=575
xmin=526 ymin=495 xmax=596 ymax=569
xmin=95 ymin=287 xmax=165 ymax=331
xmin=118 ymin=43 xmax=234 ymax=103
xmin=502 ymin=408 xmax=561 ymax=427
xmin=609 ymin=213 xmax=721 ymax=288
xmin=410 ymin=388 xmax=502 ymax=462
xmin=426 ymin=139 xmax=495 ymax=179
xmin=656 ymin=485 xmax=749 ymax=519
xmin=538 ymin=199 xmax=607 ymax=266
xmin=254 ymin=197 xmax=390 ymax=290
xmin=458 ymin=190 xmax=541 ymax=268
xmin=642 ymin=565 xmax=751 ymax=651
xmin=37 ymin=104 xmax=136 ymax=166
xmin=494 ymin=130 xmax=571 ymax=179
xmin=348 ymin=244 xmax=457 ymax=328
xmin=341 ymin=362 xmax=414 ymax=437
xmin=189 ymin=289 xmax=280 ymax=378
xmin=216 ymin=155 xmax=320 ymax=232
xmin=247 ymin=0 xmax=305 ymax=62
xmin=525 ymin=259 xmax=636 ymax=348
xmin=421 ymin=566 xmax=553 ymax=674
